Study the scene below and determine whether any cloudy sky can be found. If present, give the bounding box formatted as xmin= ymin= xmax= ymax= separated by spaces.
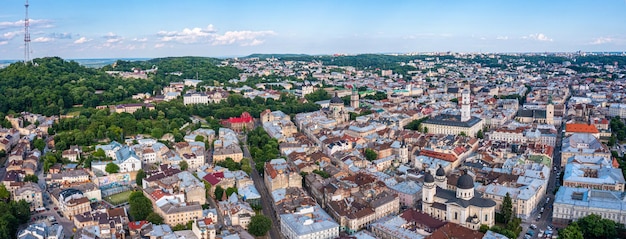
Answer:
xmin=1 ymin=0 xmax=625 ymax=60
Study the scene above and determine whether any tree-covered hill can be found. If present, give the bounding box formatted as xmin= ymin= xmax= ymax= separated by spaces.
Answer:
xmin=102 ymin=56 xmax=241 ymax=84
xmin=0 ymin=57 xmax=156 ymax=115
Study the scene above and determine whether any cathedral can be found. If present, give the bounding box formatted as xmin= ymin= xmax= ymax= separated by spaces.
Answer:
xmin=325 ymin=92 xmax=349 ymax=124
xmin=422 ymin=165 xmax=497 ymax=230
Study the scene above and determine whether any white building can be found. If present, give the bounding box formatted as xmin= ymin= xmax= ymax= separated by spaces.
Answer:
xmin=18 ymin=223 xmax=64 ymax=239
xmin=280 ymin=206 xmax=339 ymax=239
xmin=553 ymin=186 xmax=626 ymax=225
xmin=183 ymin=92 xmax=210 ymax=105
xmin=609 ymin=103 xmax=626 ymax=118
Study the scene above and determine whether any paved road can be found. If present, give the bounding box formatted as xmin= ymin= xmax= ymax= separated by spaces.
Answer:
xmin=519 ymin=124 xmax=564 ymax=239
xmin=240 ymin=135 xmax=282 ymax=239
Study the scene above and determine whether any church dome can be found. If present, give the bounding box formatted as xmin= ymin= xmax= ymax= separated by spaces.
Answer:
xmin=436 ymin=165 xmax=445 ymax=176
xmin=424 ymin=171 xmax=435 ymax=183
xmin=457 ymin=172 xmax=474 ymax=189
xmin=330 ymin=92 xmax=343 ymax=104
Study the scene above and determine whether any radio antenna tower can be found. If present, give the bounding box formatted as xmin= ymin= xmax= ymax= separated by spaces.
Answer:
xmin=24 ymin=0 xmax=32 ymax=64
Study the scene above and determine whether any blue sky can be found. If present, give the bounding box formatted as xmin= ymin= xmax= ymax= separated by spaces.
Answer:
xmin=1 ymin=0 xmax=625 ymax=59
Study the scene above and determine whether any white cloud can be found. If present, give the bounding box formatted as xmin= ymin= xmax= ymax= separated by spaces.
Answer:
xmin=32 ymin=37 xmax=53 ymax=43
xmin=106 ymin=38 xmax=122 ymax=43
xmin=1 ymin=31 xmax=21 ymax=40
xmin=0 ymin=41 xmax=7 ymax=45
xmin=0 ymin=19 xmax=53 ymax=30
xmin=496 ymin=36 xmax=509 ymax=40
xmin=523 ymin=33 xmax=553 ymax=42
xmin=132 ymin=37 xmax=148 ymax=42
xmin=590 ymin=37 xmax=614 ymax=45
xmin=212 ymin=30 xmax=276 ymax=46
xmin=156 ymin=24 xmax=275 ymax=46
xmin=154 ymin=43 xmax=165 ymax=48
xmin=74 ymin=37 xmax=91 ymax=44
xmin=157 ymin=25 xmax=216 ymax=44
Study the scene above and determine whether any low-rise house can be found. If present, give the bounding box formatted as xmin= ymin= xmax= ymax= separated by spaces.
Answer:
xmin=13 ymin=182 xmax=43 ymax=211
xmin=280 ymin=205 xmax=339 ymax=239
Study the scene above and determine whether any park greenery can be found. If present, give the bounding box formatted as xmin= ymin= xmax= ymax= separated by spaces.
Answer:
xmin=129 ymin=191 xmax=153 ymax=221
xmin=559 ymin=214 xmax=622 ymax=239
xmin=247 ymin=214 xmax=272 ymax=237
xmin=0 ymin=186 xmax=32 ymax=239
xmin=0 ymin=57 xmax=157 ymax=115
xmin=247 ymin=127 xmax=281 ymax=173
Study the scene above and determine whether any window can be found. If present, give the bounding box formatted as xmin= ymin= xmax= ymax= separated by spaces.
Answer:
xmin=485 ymin=214 xmax=488 ymax=221
xmin=454 ymin=212 xmax=458 ymax=220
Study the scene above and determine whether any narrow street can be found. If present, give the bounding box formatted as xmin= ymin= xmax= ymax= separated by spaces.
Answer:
xmin=240 ymin=136 xmax=282 ymax=239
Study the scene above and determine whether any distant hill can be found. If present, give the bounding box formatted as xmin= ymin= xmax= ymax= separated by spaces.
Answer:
xmin=0 ymin=57 xmax=157 ymax=115
xmin=245 ymin=53 xmax=316 ymax=59
xmin=101 ymin=56 xmax=241 ymax=83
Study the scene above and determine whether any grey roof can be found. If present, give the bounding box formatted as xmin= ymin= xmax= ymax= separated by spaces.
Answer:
xmin=457 ymin=173 xmax=474 ymax=189
xmin=330 ymin=93 xmax=343 ymax=104
xmin=516 ymin=109 xmax=546 ymax=119
xmin=424 ymin=171 xmax=435 ymax=183
xmin=435 ymin=187 xmax=496 ymax=208
xmin=436 ymin=165 xmax=446 ymax=177
xmin=423 ymin=114 xmax=482 ymax=128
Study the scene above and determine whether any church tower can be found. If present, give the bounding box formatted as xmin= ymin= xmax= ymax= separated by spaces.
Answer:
xmin=422 ymin=171 xmax=436 ymax=213
xmin=546 ymin=95 xmax=554 ymax=125
xmin=350 ymin=87 xmax=360 ymax=109
xmin=456 ymin=170 xmax=475 ymax=200
xmin=435 ymin=164 xmax=448 ymax=189
xmin=461 ymin=89 xmax=471 ymax=122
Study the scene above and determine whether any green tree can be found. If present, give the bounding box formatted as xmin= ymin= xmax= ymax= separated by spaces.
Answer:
xmin=23 ymin=174 xmax=38 ymax=183
xmin=577 ymin=214 xmax=618 ymax=238
xmin=248 ymin=215 xmax=272 ymax=237
xmin=146 ymin=212 xmax=164 ymax=225
xmin=501 ymin=192 xmax=513 ymax=223
xmin=129 ymin=192 xmax=153 ymax=220
xmin=479 ymin=224 xmax=489 ymax=233
xmin=476 ymin=130 xmax=484 ymax=139
xmin=241 ymin=158 xmax=252 ymax=174
xmin=33 ymin=138 xmax=46 ymax=152
xmin=179 ymin=160 xmax=189 ymax=171
xmin=559 ymin=222 xmax=584 ymax=239
xmin=93 ymin=148 xmax=106 ymax=158
xmin=105 ymin=162 xmax=120 ymax=174
xmin=195 ymin=135 xmax=205 ymax=142
xmin=364 ymin=148 xmax=378 ymax=161
xmin=226 ymin=187 xmax=238 ymax=197
xmin=136 ymin=169 xmax=146 ymax=186
xmin=214 ymin=186 xmax=224 ymax=200
xmin=0 ymin=185 xmax=10 ymax=202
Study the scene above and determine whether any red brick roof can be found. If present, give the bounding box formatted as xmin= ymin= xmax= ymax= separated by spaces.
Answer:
xmin=427 ymin=223 xmax=485 ymax=239
xmin=420 ymin=150 xmax=457 ymax=162
xmin=224 ymin=112 xmax=253 ymax=124
xmin=566 ymin=123 xmax=599 ymax=134
xmin=203 ymin=172 xmax=222 ymax=186
xmin=128 ymin=220 xmax=148 ymax=230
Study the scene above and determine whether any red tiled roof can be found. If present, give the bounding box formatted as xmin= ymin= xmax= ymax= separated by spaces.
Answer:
xmin=224 ymin=112 xmax=253 ymax=124
xmin=566 ymin=123 xmax=599 ymax=134
xmin=427 ymin=223 xmax=485 ymax=239
xmin=128 ymin=220 xmax=148 ymax=230
xmin=203 ymin=173 xmax=222 ymax=186
xmin=149 ymin=189 xmax=167 ymax=200
xmin=420 ymin=150 xmax=457 ymax=162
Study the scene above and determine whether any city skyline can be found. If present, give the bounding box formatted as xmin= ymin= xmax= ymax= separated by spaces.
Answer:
xmin=1 ymin=0 xmax=625 ymax=60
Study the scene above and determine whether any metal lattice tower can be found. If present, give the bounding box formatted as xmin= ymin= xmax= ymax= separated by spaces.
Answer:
xmin=24 ymin=0 xmax=31 ymax=64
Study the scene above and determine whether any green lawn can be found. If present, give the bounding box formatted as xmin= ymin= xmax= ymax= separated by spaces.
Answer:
xmin=104 ymin=190 xmax=132 ymax=205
